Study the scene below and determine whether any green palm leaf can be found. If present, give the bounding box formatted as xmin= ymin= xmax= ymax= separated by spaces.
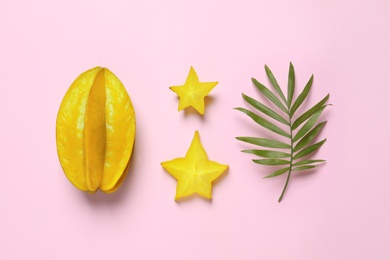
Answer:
xmin=290 ymin=75 xmax=313 ymax=118
xmin=293 ymin=139 xmax=326 ymax=160
xmin=265 ymin=65 xmax=287 ymax=104
xmin=251 ymin=78 xmax=289 ymax=114
xmin=236 ymin=63 xmax=330 ymax=202
xmin=235 ymin=137 xmax=291 ymax=149
xmin=291 ymin=94 xmax=329 ymax=130
xmin=287 ymin=62 xmax=295 ymax=108
xmin=264 ymin=167 xmax=290 ymax=178
xmin=253 ymin=159 xmax=290 ymax=165
xmin=292 ymin=165 xmax=317 ymax=171
xmin=242 ymin=93 xmax=289 ymax=125
xmin=242 ymin=149 xmax=290 ymax=158
xmin=293 ymin=122 xmax=326 ymax=152
xmin=292 ymin=159 xmax=325 ymax=166
xmin=293 ymin=105 xmax=327 ymax=142
xmin=235 ymin=108 xmax=290 ymax=138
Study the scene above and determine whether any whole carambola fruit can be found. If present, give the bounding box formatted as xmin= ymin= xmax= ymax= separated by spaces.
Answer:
xmin=56 ymin=67 xmax=136 ymax=193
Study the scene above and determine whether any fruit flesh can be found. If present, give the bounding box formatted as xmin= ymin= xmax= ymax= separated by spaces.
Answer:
xmin=161 ymin=131 xmax=228 ymax=200
xmin=56 ymin=67 xmax=135 ymax=193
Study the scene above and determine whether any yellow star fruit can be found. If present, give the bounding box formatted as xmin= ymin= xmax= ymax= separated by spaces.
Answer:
xmin=56 ymin=67 xmax=136 ymax=193
xmin=170 ymin=67 xmax=218 ymax=115
xmin=161 ymin=131 xmax=228 ymax=200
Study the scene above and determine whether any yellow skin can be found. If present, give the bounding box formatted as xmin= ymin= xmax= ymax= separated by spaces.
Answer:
xmin=56 ymin=67 xmax=136 ymax=193
xmin=170 ymin=67 xmax=218 ymax=115
xmin=161 ymin=131 xmax=228 ymax=200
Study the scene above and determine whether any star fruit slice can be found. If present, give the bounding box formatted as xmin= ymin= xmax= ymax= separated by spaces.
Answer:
xmin=161 ymin=131 xmax=228 ymax=200
xmin=169 ymin=67 xmax=218 ymax=115
xmin=56 ymin=67 xmax=136 ymax=193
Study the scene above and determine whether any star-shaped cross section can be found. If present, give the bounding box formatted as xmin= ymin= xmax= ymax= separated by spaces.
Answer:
xmin=161 ymin=131 xmax=228 ymax=200
xmin=170 ymin=67 xmax=218 ymax=115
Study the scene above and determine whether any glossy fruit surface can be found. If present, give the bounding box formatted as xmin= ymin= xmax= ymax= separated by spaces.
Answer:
xmin=56 ymin=67 xmax=135 ymax=193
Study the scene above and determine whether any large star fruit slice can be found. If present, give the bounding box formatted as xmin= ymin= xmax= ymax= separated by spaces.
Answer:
xmin=56 ymin=67 xmax=136 ymax=193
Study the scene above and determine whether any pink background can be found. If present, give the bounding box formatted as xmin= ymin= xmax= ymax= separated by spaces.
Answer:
xmin=1 ymin=0 xmax=390 ymax=259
